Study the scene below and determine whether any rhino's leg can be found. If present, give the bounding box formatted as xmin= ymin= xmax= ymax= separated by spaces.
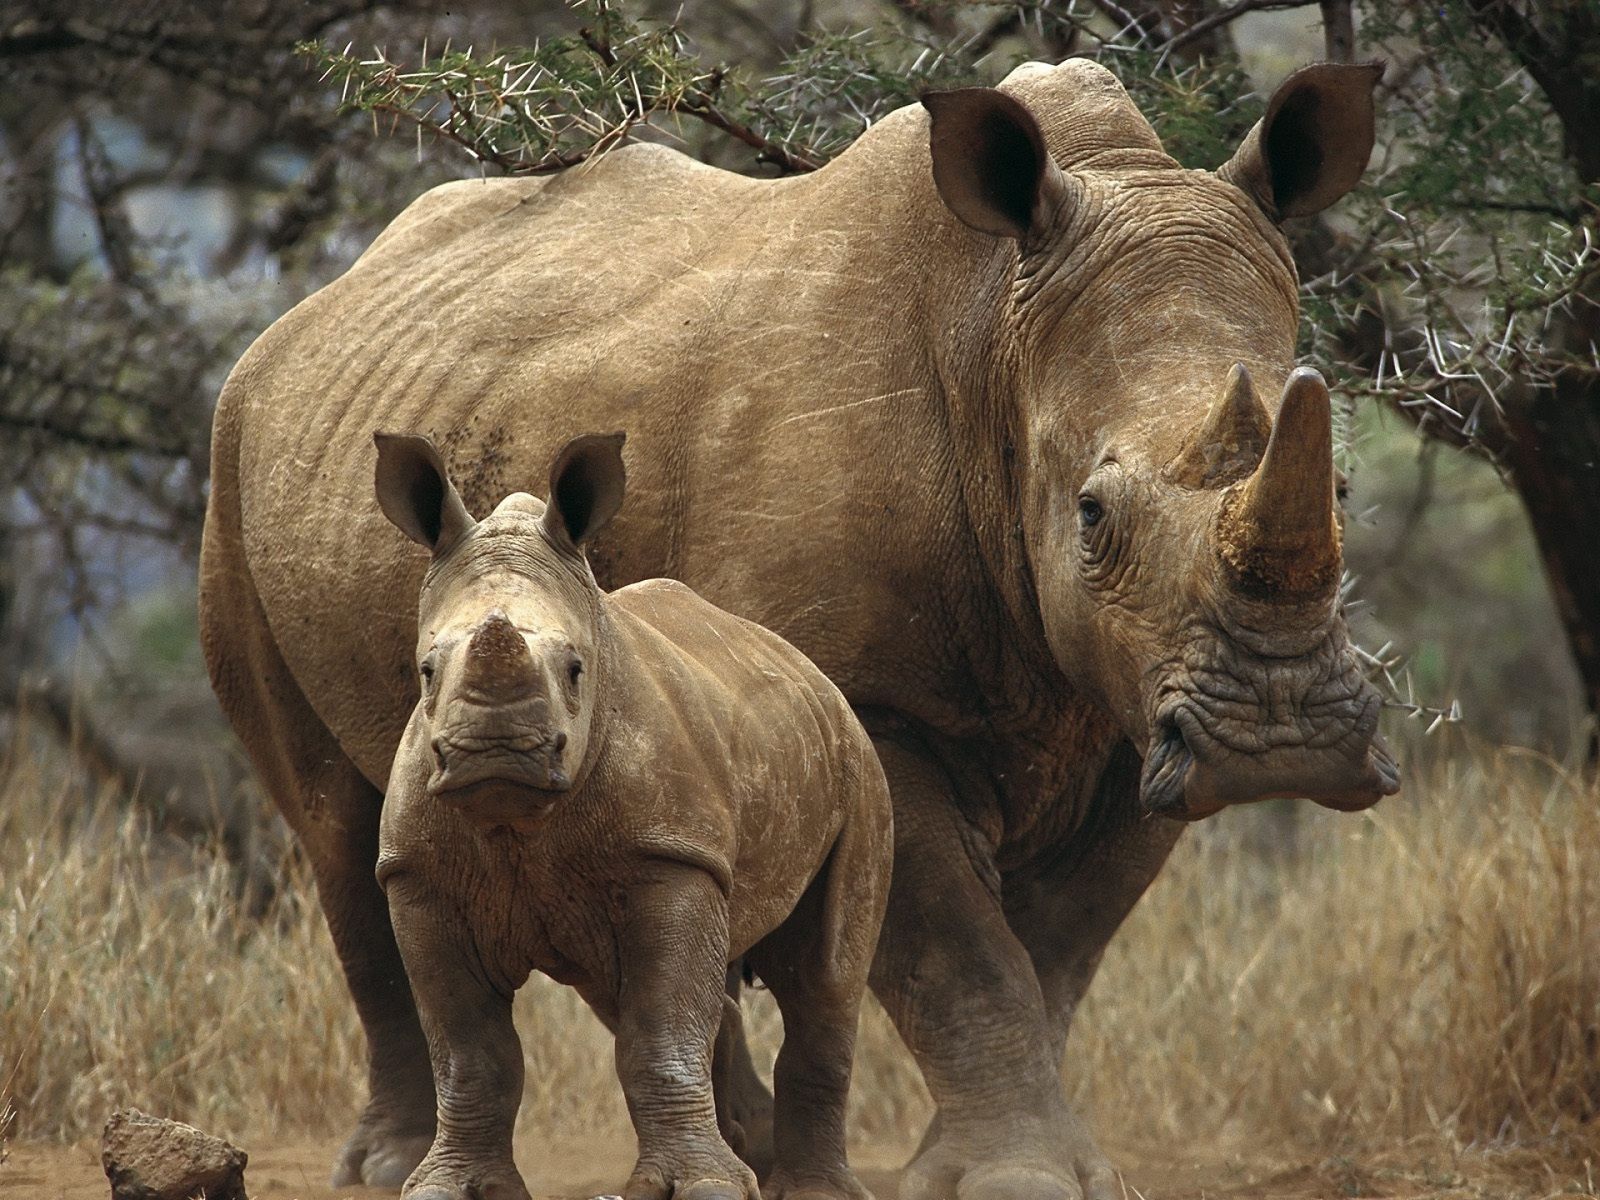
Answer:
xmin=383 ymin=873 xmax=531 ymax=1200
xmin=314 ymin=815 xmax=440 ymax=1188
xmin=614 ymin=863 xmax=758 ymax=1200
xmin=1003 ymin=747 xmax=1185 ymax=1065
xmin=867 ymin=738 xmax=1120 ymax=1200
xmin=712 ymin=970 xmax=777 ymax=1177
xmin=199 ymin=558 xmax=435 ymax=1187
xmin=746 ymin=791 xmax=886 ymax=1200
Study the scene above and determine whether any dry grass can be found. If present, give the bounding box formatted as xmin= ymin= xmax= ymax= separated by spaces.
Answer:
xmin=1 ymin=729 xmax=1597 ymax=1182
xmin=1071 ymin=741 xmax=1600 ymax=1156
xmin=0 ymin=743 xmax=364 ymax=1147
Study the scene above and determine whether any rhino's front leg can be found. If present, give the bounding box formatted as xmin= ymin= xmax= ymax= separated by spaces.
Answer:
xmin=1004 ymin=745 xmax=1185 ymax=1065
xmin=614 ymin=864 xmax=759 ymax=1200
xmin=384 ymin=873 xmax=531 ymax=1200
xmin=868 ymin=738 xmax=1121 ymax=1200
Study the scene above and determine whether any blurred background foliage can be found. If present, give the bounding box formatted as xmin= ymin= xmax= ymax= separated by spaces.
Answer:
xmin=0 ymin=0 xmax=1595 ymax=870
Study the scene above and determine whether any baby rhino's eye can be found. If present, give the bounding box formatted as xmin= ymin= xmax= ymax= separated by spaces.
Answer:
xmin=1078 ymin=495 xmax=1104 ymax=527
xmin=419 ymin=659 xmax=436 ymax=685
xmin=567 ymin=658 xmax=583 ymax=688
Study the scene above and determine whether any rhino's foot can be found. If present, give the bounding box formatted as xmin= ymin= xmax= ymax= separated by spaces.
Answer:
xmin=763 ymin=1165 xmax=874 ymax=1200
xmin=400 ymin=1149 xmax=531 ymax=1200
xmin=717 ymin=1085 xmax=775 ymax=1178
xmin=622 ymin=1143 xmax=759 ymax=1200
xmin=331 ymin=1111 xmax=436 ymax=1188
xmin=900 ymin=1118 xmax=1120 ymax=1200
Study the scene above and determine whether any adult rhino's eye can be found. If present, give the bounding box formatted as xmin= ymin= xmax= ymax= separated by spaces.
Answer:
xmin=568 ymin=659 xmax=583 ymax=688
xmin=419 ymin=659 xmax=435 ymax=684
xmin=1077 ymin=470 xmax=1125 ymax=584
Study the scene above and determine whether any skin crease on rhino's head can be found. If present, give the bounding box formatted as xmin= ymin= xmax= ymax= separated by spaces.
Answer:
xmin=924 ymin=63 xmax=1401 ymax=820
xmin=373 ymin=430 xmax=626 ymax=818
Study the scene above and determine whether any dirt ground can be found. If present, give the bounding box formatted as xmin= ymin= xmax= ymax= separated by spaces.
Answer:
xmin=6 ymin=1133 xmax=1596 ymax=1200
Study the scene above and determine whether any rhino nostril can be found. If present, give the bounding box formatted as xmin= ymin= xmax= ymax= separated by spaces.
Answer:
xmin=551 ymin=731 xmax=568 ymax=755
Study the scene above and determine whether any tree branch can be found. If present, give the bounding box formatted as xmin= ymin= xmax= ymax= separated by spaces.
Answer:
xmin=0 ymin=411 xmax=190 ymax=459
xmin=1087 ymin=0 xmax=1164 ymax=43
xmin=679 ymin=88 xmax=821 ymax=173
xmin=1319 ymin=0 xmax=1354 ymax=62
xmin=1465 ymin=0 xmax=1600 ymax=183
xmin=0 ymin=17 xmax=91 ymax=58
xmin=1163 ymin=0 xmax=1322 ymax=55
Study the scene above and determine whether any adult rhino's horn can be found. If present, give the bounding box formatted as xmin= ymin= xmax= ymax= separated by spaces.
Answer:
xmin=1164 ymin=363 xmax=1272 ymax=488
xmin=464 ymin=610 xmax=536 ymax=699
xmin=1216 ymin=368 xmax=1341 ymax=600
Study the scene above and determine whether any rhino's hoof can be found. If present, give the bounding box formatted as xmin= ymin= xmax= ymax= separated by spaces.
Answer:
xmin=403 ymin=1166 xmax=533 ymax=1200
xmin=955 ymin=1165 xmax=1085 ymax=1200
xmin=331 ymin=1126 xmax=434 ymax=1187
xmin=763 ymin=1168 xmax=874 ymax=1200
xmin=678 ymin=1180 xmax=753 ymax=1200
xmin=905 ymin=1151 xmax=1122 ymax=1200
xmin=623 ymin=1163 xmax=756 ymax=1200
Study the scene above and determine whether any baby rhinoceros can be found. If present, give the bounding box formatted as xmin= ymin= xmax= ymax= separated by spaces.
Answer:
xmin=371 ymin=430 xmax=893 ymax=1200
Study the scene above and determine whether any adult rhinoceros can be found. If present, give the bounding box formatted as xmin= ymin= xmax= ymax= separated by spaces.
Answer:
xmin=200 ymin=57 xmax=1397 ymax=1200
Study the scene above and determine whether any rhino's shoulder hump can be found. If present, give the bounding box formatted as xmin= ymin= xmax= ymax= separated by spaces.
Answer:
xmin=356 ymin=144 xmax=752 ymax=270
xmin=356 ymin=176 xmax=545 ymax=265
xmin=537 ymin=142 xmax=762 ymax=222
xmin=581 ymin=140 xmax=726 ymax=182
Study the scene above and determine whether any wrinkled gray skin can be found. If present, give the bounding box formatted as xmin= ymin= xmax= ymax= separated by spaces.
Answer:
xmin=374 ymin=431 xmax=892 ymax=1200
xmin=200 ymin=59 xmax=1398 ymax=1200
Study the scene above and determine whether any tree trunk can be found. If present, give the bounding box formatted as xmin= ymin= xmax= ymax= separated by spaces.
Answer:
xmin=1461 ymin=2 xmax=1600 ymax=744
xmin=1500 ymin=378 xmax=1600 ymax=751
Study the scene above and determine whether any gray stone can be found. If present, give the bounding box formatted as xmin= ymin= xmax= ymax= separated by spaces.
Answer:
xmin=101 ymin=1109 xmax=247 ymax=1200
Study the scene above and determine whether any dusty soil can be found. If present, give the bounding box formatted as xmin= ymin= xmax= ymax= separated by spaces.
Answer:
xmin=4 ymin=1134 xmax=1593 ymax=1200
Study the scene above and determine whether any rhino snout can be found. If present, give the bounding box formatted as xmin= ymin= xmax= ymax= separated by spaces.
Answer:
xmin=1139 ymin=687 xmax=1401 ymax=821
xmin=427 ymin=727 xmax=573 ymax=800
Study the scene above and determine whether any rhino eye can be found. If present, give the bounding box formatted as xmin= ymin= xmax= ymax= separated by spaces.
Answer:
xmin=419 ymin=659 xmax=436 ymax=685
xmin=1078 ymin=495 xmax=1104 ymax=527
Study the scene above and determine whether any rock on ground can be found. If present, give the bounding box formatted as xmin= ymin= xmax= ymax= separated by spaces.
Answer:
xmin=101 ymin=1109 xmax=248 ymax=1200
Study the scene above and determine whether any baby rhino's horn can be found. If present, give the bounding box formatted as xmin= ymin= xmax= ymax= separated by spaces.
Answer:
xmin=464 ymin=610 xmax=535 ymax=699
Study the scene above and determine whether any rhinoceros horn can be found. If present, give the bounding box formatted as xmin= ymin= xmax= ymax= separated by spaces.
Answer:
xmin=464 ymin=610 xmax=536 ymax=699
xmin=1216 ymin=367 xmax=1341 ymax=600
xmin=1165 ymin=362 xmax=1272 ymax=488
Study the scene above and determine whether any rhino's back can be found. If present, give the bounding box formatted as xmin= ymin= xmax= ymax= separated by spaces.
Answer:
xmin=217 ymin=120 xmax=965 ymax=786
xmin=608 ymin=576 xmax=861 ymax=757
xmin=600 ymin=578 xmax=872 ymax=945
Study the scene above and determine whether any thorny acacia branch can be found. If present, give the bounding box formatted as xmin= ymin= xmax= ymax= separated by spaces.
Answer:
xmin=310 ymin=0 xmax=984 ymax=176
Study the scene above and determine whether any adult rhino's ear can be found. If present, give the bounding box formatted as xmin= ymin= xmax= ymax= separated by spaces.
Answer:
xmin=922 ymin=87 xmax=1080 ymax=242
xmin=373 ymin=432 xmax=476 ymax=557
xmin=542 ymin=432 xmax=626 ymax=552
xmin=1218 ymin=62 xmax=1382 ymax=220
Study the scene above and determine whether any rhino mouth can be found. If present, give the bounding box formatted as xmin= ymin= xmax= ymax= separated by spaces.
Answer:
xmin=1138 ymin=700 xmax=1401 ymax=821
xmin=428 ymin=731 xmax=572 ymax=799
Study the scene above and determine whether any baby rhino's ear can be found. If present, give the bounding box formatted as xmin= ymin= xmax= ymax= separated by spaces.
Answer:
xmin=373 ymin=432 xmax=476 ymax=557
xmin=542 ymin=432 xmax=627 ymax=552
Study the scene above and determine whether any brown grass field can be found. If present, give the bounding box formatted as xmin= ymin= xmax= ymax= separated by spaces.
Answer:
xmin=2 ymin=729 xmax=1599 ymax=1199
